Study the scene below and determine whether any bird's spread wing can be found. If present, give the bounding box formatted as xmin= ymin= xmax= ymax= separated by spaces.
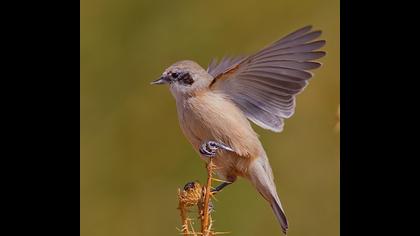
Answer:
xmin=207 ymin=25 xmax=326 ymax=132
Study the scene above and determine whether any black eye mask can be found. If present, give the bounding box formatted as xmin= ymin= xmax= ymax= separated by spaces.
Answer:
xmin=172 ymin=71 xmax=194 ymax=85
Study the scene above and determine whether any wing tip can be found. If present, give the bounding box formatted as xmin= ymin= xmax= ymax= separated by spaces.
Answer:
xmin=301 ymin=25 xmax=313 ymax=31
xmin=312 ymin=51 xmax=327 ymax=59
xmin=316 ymin=39 xmax=327 ymax=47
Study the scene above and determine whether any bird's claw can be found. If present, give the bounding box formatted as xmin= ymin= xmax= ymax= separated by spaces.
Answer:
xmin=210 ymin=182 xmax=231 ymax=193
xmin=199 ymin=141 xmax=234 ymax=157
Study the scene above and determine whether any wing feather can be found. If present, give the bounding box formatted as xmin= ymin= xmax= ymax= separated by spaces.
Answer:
xmin=208 ymin=26 xmax=326 ymax=132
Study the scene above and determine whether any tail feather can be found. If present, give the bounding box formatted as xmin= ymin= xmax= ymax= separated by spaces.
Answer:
xmin=248 ymin=158 xmax=289 ymax=234
xmin=271 ymin=195 xmax=289 ymax=234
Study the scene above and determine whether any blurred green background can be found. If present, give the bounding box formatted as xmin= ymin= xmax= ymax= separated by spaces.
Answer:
xmin=80 ymin=0 xmax=339 ymax=235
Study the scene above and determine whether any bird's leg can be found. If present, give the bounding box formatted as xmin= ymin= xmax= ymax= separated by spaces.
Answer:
xmin=211 ymin=182 xmax=231 ymax=193
xmin=199 ymin=141 xmax=234 ymax=157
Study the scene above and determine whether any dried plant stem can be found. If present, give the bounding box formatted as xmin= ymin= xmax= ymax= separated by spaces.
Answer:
xmin=177 ymin=159 xmax=225 ymax=236
xmin=201 ymin=159 xmax=214 ymax=235
xmin=179 ymin=201 xmax=190 ymax=236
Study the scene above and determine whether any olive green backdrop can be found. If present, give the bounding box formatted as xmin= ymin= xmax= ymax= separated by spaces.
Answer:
xmin=81 ymin=0 xmax=340 ymax=235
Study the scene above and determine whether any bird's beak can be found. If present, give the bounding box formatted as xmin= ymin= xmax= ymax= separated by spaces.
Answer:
xmin=150 ymin=75 xmax=170 ymax=85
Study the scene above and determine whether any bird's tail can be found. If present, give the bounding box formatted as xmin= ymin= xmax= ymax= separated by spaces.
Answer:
xmin=247 ymin=157 xmax=288 ymax=234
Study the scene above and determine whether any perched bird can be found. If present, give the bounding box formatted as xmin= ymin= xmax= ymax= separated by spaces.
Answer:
xmin=151 ymin=25 xmax=325 ymax=234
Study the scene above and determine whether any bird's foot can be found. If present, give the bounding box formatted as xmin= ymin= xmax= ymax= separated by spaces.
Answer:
xmin=210 ymin=182 xmax=231 ymax=193
xmin=199 ymin=141 xmax=234 ymax=157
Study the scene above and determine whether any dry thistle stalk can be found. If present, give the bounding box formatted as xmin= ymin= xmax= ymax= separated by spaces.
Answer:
xmin=200 ymin=160 xmax=215 ymax=235
xmin=178 ymin=181 xmax=202 ymax=236
xmin=177 ymin=159 xmax=226 ymax=236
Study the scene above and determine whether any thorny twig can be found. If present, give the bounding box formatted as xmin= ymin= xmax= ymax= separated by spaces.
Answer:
xmin=177 ymin=159 xmax=229 ymax=236
xmin=200 ymin=159 xmax=214 ymax=235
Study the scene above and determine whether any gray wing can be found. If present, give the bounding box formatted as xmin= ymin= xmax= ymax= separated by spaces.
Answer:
xmin=207 ymin=55 xmax=247 ymax=78
xmin=209 ymin=25 xmax=326 ymax=132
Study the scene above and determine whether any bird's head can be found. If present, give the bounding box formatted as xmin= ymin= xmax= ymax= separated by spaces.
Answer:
xmin=151 ymin=60 xmax=213 ymax=99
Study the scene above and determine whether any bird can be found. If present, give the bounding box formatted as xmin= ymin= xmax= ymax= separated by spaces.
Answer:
xmin=151 ymin=25 xmax=325 ymax=234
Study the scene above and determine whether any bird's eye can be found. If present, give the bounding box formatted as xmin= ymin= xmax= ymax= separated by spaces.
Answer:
xmin=171 ymin=72 xmax=179 ymax=78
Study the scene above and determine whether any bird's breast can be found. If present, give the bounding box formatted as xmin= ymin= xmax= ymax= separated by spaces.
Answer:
xmin=176 ymin=91 xmax=263 ymax=159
